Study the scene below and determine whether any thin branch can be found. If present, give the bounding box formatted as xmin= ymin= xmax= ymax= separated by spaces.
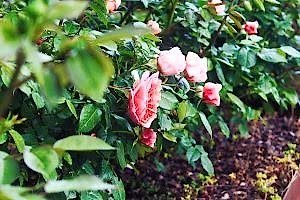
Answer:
xmin=201 ymin=0 xmax=236 ymax=57
xmin=0 ymin=48 xmax=25 ymax=117
xmin=167 ymin=0 xmax=179 ymax=28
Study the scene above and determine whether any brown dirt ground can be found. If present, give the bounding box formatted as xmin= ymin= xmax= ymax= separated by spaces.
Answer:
xmin=119 ymin=114 xmax=300 ymax=200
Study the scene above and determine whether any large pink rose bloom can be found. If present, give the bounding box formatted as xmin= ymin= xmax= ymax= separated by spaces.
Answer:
xmin=242 ymin=21 xmax=259 ymax=35
xmin=147 ymin=20 xmax=162 ymax=35
xmin=157 ymin=47 xmax=186 ymax=76
xmin=203 ymin=82 xmax=222 ymax=106
xmin=140 ymin=128 xmax=157 ymax=148
xmin=184 ymin=52 xmax=208 ymax=83
xmin=128 ymin=71 xmax=162 ymax=128
xmin=106 ymin=0 xmax=121 ymax=13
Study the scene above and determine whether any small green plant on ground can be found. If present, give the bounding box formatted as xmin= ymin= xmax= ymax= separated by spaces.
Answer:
xmin=255 ymin=172 xmax=281 ymax=200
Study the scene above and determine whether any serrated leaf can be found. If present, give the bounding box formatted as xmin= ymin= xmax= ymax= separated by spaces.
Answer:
xmin=44 ymin=175 xmax=115 ymax=193
xmin=79 ymin=104 xmax=102 ymax=133
xmin=9 ymin=130 xmax=25 ymax=153
xmin=199 ymin=112 xmax=212 ymax=137
xmin=53 ymin=135 xmax=115 ymax=151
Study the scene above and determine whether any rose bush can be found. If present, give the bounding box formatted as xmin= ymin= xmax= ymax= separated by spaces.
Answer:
xmin=0 ymin=0 xmax=298 ymax=199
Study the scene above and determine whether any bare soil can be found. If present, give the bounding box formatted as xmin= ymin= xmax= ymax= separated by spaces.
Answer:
xmin=119 ymin=114 xmax=300 ymax=200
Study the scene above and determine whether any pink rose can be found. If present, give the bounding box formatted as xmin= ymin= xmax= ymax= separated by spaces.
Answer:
xmin=208 ymin=0 xmax=225 ymax=16
xmin=140 ymin=128 xmax=157 ymax=148
xmin=106 ymin=0 xmax=121 ymax=13
xmin=147 ymin=20 xmax=162 ymax=35
xmin=128 ymin=71 xmax=162 ymax=128
xmin=203 ymin=82 xmax=222 ymax=106
xmin=157 ymin=47 xmax=186 ymax=76
xmin=184 ymin=52 xmax=208 ymax=83
xmin=242 ymin=21 xmax=259 ymax=35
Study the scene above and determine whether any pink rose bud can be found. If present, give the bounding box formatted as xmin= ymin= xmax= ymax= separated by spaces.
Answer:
xmin=147 ymin=20 xmax=162 ymax=35
xmin=157 ymin=47 xmax=186 ymax=76
xmin=140 ymin=128 xmax=157 ymax=148
xmin=128 ymin=71 xmax=162 ymax=128
xmin=203 ymin=82 xmax=222 ymax=106
xmin=242 ymin=21 xmax=259 ymax=35
xmin=184 ymin=52 xmax=208 ymax=83
xmin=106 ymin=0 xmax=121 ymax=13
xmin=208 ymin=0 xmax=225 ymax=16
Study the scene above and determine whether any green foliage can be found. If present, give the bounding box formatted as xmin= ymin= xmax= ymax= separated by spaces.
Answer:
xmin=0 ymin=0 xmax=298 ymax=198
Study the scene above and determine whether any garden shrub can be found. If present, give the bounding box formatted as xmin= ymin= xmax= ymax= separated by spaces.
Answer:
xmin=0 ymin=0 xmax=299 ymax=199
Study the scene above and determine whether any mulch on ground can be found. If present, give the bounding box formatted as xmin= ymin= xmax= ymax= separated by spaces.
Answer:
xmin=119 ymin=114 xmax=300 ymax=200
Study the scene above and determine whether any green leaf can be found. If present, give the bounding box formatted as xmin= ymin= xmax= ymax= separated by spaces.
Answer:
xmin=0 ymin=132 xmax=8 ymax=144
xmin=63 ymin=21 xmax=80 ymax=36
xmin=0 ymin=185 xmax=31 ymax=200
xmin=32 ymin=92 xmax=45 ymax=109
xmin=90 ymin=0 xmax=108 ymax=26
xmin=79 ymin=104 xmax=102 ymax=133
xmin=280 ymin=46 xmax=300 ymax=58
xmin=66 ymin=100 xmax=78 ymax=119
xmin=159 ymin=91 xmax=178 ymax=110
xmin=162 ymin=132 xmax=177 ymax=143
xmin=81 ymin=191 xmax=103 ymax=200
xmin=23 ymin=146 xmax=59 ymax=180
xmin=258 ymin=48 xmax=287 ymax=63
xmin=265 ymin=0 xmax=280 ymax=4
xmin=283 ymin=89 xmax=299 ymax=106
xmin=158 ymin=112 xmax=172 ymax=131
xmin=199 ymin=112 xmax=212 ymax=137
xmin=9 ymin=130 xmax=25 ymax=153
xmin=186 ymin=147 xmax=201 ymax=165
xmin=237 ymin=47 xmax=257 ymax=68
xmin=141 ymin=0 xmax=149 ymax=7
xmin=215 ymin=62 xmax=226 ymax=84
xmin=53 ymin=135 xmax=115 ymax=151
xmin=116 ymin=141 xmax=126 ymax=170
xmin=0 ymin=156 xmax=20 ymax=184
xmin=238 ymin=120 xmax=249 ymax=137
xmin=253 ymin=0 xmax=265 ymax=11
xmin=44 ymin=175 xmax=115 ymax=193
xmin=200 ymin=152 xmax=214 ymax=176
xmin=227 ymin=93 xmax=246 ymax=113
xmin=47 ymin=1 xmax=88 ymax=20
xmin=218 ymin=120 xmax=230 ymax=138
xmin=178 ymin=101 xmax=187 ymax=122
xmin=94 ymin=23 xmax=151 ymax=45
xmin=67 ymin=47 xmax=114 ymax=102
